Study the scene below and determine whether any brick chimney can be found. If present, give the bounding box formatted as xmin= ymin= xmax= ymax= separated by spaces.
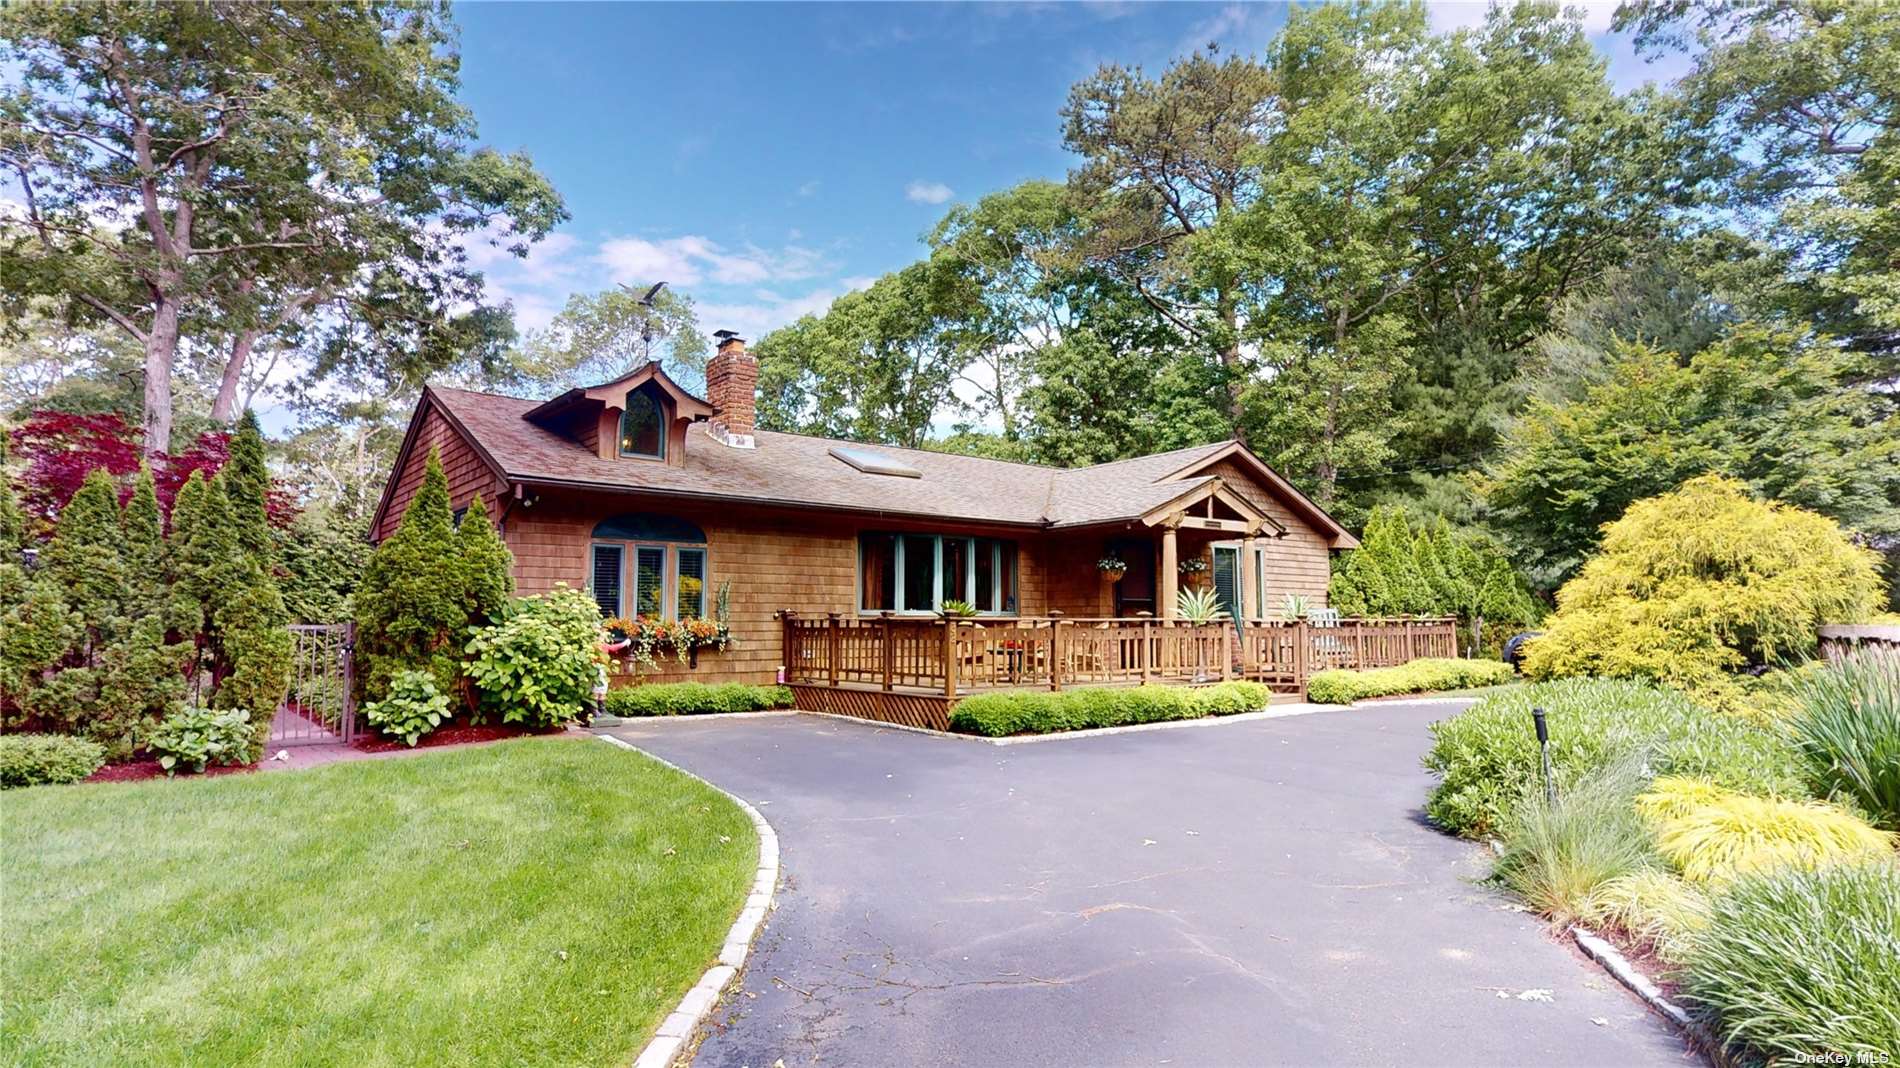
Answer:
xmin=705 ymin=330 xmax=757 ymax=448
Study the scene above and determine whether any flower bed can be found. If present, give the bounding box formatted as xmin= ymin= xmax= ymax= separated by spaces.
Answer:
xmin=1423 ymin=662 xmax=1900 ymax=1064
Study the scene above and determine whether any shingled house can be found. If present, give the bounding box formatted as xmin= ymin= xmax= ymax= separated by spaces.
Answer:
xmin=373 ymin=333 xmax=1456 ymax=727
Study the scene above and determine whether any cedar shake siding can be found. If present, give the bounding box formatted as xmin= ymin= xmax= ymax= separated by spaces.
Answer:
xmin=372 ymin=398 xmax=505 ymax=542
xmin=371 ymin=357 xmax=1361 ymax=690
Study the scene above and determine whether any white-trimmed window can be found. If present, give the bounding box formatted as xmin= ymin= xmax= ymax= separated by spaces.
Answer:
xmin=587 ymin=514 xmax=712 ymax=621
xmin=858 ymin=532 xmax=1018 ymax=615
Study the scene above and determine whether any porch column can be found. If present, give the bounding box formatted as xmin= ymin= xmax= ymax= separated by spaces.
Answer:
xmin=1239 ymin=535 xmax=1258 ymax=620
xmin=1160 ymin=524 xmax=1179 ymax=620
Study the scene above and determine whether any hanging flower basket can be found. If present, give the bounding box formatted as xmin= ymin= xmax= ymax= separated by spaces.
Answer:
xmin=1177 ymin=557 xmax=1209 ymax=577
xmin=1096 ymin=555 xmax=1129 ymax=582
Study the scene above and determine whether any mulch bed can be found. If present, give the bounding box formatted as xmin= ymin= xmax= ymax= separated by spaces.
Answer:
xmin=85 ymin=760 xmax=257 ymax=784
xmin=348 ymin=721 xmax=568 ymax=753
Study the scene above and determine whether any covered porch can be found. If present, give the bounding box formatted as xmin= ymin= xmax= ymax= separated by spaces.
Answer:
xmin=779 ymin=612 xmax=1460 ymax=731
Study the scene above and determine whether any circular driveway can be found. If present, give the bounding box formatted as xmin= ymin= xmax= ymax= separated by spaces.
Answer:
xmin=604 ymin=702 xmax=1694 ymax=1067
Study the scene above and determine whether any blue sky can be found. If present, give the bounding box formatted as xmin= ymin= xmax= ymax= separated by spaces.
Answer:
xmin=455 ymin=1 xmax=1682 ymax=347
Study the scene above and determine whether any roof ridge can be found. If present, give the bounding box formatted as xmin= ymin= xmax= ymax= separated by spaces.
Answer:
xmin=753 ymin=427 xmax=1062 ymax=472
xmin=1080 ymin=439 xmax=1233 ymax=468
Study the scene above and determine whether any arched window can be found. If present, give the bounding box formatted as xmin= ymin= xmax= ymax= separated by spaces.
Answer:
xmin=619 ymin=383 xmax=666 ymax=459
xmin=588 ymin=514 xmax=710 ymax=621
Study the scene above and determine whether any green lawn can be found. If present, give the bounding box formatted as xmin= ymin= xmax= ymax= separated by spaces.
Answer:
xmin=0 ymin=737 xmax=757 ymax=1067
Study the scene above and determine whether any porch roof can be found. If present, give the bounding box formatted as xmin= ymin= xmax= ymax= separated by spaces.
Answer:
xmin=423 ymin=384 xmax=1347 ymax=539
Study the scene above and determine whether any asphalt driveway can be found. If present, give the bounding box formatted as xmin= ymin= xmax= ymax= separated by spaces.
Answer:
xmin=603 ymin=702 xmax=1695 ymax=1067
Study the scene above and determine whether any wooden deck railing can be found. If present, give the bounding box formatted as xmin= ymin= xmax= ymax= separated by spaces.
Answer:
xmin=779 ymin=612 xmax=1459 ymax=695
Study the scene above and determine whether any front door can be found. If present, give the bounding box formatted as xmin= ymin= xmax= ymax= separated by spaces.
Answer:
xmin=1110 ymin=538 xmax=1155 ymax=616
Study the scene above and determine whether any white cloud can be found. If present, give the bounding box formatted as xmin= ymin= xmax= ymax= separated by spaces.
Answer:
xmin=594 ymin=235 xmax=827 ymax=288
xmin=905 ymin=180 xmax=955 ymax=205
xmin=796 ymin=179 xmax=821 ymax=198
xmin=1179 ymin=3 xmax=1278 ymax=57
xmin=696 ymin=275 xmax=877 ymax=343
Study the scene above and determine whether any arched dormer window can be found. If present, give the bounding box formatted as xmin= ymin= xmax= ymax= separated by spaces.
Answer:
xmin=619 ymin=382 xmax=668 ymax=459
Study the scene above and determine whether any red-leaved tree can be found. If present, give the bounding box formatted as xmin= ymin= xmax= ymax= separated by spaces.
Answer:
xmin=8 ymin=410 xmax=296 ymax=537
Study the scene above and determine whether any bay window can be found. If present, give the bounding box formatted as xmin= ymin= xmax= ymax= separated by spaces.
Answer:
xmin=859 ymin=532 xmax=1017 ymax=615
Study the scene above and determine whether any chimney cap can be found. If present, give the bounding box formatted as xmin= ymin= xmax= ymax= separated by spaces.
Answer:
xmin=714 ymin=329 xmax=744 ymax=342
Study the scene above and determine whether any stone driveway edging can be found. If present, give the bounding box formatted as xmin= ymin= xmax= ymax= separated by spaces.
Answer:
xmin=593 ymin=734 xmax=780 ymax=1068
xmin=1570 ymin=926 xmax=1732 ymax=1066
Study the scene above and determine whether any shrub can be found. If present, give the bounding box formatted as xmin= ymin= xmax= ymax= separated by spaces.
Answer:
xmin=1493 ymin=757 xmax=1656 ymax=925
xmin=354 ymin=449 xmax=515 ymax=703
xmin=1306 ymin=658 xmax=1513 ymax=703
xmin=1193 ymin=680 xmax=1272 ymax=715
xmin=148 ymin=705 xmax=255 ymax=775
xmin=949 ymin=681 xmax=1269 ymax=736
xmin=0 ymin=734 xmax=106 ymax=788
xmin=1584 ymin=868 xmax=1710 ymax=964
xmin=464 ymin=585 xmax=604 ymax=728
xmin=1680 ymin=860 xmax=1900 ymax=1063
xmin=1785 ymin=651 xmax=1900 ymax=830
xmin=603 ymin=682 xmax=795 ymax=717
xmin=1422 ymin=678 xmax=1804 ymax=839
xmin=364 ymin=669 xmax=452 ymax=747
xmin=1638 ymin=777 xmax=1893 ymax=885
xmin=1523 ymin=475 xmax=1884 ymax=688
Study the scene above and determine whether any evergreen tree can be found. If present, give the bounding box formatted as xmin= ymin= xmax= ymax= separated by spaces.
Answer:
xmin=279 ymin=505 xmax=371 ymax=624
xmin=224 ymin=409 xmax=275 ymax=569
xmin=354 ymin=448 xmax=466 ymax=699
xmin=0 ymin=433 xmax=30 ymax=618
xmin=39 ymin=468 xmax=126 ymax=626
xmin=165 ymin=470 xmax=213 ymax=643
xmin=0 ymin=432 xmax=24 ymax=552
xmin=121 ymin=464 xmax=167 ymax=622
xmin=456 ymin=494 xmax=514 ymax=627
xmin=208 ymin=544 xmax=292 ymax=760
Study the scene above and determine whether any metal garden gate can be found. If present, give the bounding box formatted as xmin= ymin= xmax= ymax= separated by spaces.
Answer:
xmin=271 ymin=623 xmax=356 ymax=746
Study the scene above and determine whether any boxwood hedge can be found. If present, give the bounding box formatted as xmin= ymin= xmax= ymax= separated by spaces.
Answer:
xmin=603 ymin=682 xmax=795 ymax=717
xmin=0 ymin=734 xmax=106 ymax=789
xmin=949 ymin=681 xmax=1271 ymax=737
xmin=1306 ymin=658 xmax=1514 ymax=704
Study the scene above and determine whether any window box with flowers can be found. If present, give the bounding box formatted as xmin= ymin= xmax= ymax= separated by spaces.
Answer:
xmin=602 ymin=581 xmax=735 ymax=672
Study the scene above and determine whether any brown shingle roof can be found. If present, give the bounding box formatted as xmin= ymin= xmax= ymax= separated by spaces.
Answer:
xmin=425 ymin=385 xmax=1311 ymax=532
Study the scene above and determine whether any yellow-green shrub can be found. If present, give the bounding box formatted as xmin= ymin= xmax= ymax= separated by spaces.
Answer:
xmin=1584 ymin=868 xmax=1711 ymax=964
xmin=1523 ymin=476 xmax=1884 ymax=688
xmin=1638 ymin=777 xmax=1894 ymax=884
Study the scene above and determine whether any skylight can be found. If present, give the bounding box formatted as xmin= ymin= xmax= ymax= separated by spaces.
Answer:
xmin=829 ymin=445 xmax=921 ymax=478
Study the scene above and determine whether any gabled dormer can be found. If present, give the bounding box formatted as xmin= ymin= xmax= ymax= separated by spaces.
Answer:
xmin=521 ymin=362 xmax=714 ymax=467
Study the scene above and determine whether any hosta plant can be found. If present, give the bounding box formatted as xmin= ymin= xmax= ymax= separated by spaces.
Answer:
xmin=364 ymin=670 xmax=451 ymax=747
xmin=148 ymin=705 xmax=254 ymax=775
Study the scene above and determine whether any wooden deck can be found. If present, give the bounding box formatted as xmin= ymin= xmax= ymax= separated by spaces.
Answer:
xmin=780 ymin=612 xmax=1460 ymax=729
